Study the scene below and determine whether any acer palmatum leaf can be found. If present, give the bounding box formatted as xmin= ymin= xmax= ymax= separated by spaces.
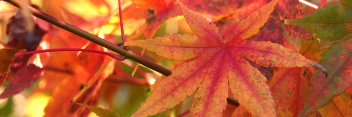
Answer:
xmin=317 ymin=92 xmax=352 ymax=117
xmin=180 ymin=0 xmax=260 ymax=16
xmin=269 ymin=68 xmax=310 ymax=117
xmin=6 ymin=9 xmax=47 ymax=51
xmin=78 ymin=103 xmax=120 ymax=117
xmin=299 ymin=39 xmax=352 ymax=116
xmin=267 ymin=37 xmax=325 ymax=116
xmin=125 ymin=0 xmax=321 ymax=116
xmin=285 ymin=4 xmax=352 ymax=41
xmin=0 ymin=64 xmax=43 ymax=98
xmin=33 ymin=30 xmax=111 ymax=117
xmin=133 ymin=0 xmax=180 ymax=38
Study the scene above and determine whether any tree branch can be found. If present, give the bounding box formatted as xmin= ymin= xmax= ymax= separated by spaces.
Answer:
xmin=3 ymin=0 xmax=172 ymax=76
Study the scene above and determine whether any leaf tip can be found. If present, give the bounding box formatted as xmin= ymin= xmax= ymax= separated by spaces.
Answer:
xmin=310 ymin=62 xmax=328 ymax=77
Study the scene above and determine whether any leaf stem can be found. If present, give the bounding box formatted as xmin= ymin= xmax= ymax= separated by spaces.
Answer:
xmin=3 ymin=0 xmax=172 ymax=76
xmin=15 ymin=48 xmax=125 ymax=60
xmin=117 ymin=0 xmax=126 ymax=42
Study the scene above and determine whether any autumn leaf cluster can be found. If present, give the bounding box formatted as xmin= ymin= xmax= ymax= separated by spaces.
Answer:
xmin=0 ymin=0 xmax=352 ymax=117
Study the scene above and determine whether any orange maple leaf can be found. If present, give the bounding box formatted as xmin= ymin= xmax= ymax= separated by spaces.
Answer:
xmin=125 ymin=0 xmax=317 ymax=116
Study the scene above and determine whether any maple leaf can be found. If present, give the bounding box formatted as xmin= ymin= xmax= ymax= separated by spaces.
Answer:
xmin=299 ymin=39 xmax=352 ymax=116
xmin=317 ymin=92 xmax=352 ymax=116
xmin=6 ymin=9 xmax=47 ymax=51
xmin=180 ymin=0 xmax=260 ymax=16
xmin=125 ymin=0 xmax=321 ymax=116
xmin=5 ymin=7 xmax=48 ymax=73
xmin=285 ymin=4 xmax=352 ymax=41
xmin=269 ymin=38 xmax=325 ymax=117
xmin=269 ymin=68 xmax=310 ymax=117
xmin=231 ymin=37 xmax=324 ymax=116
xmin=133 ymin=0 xmax=180 ymax=37
xmin=277 ymin=0 xmax=306 ymax=19
xmin=0 ymin=8 xmax=47 ymax=99
xmin=23 ymin=29 xmax=115 ymax=117
xmin=249 ymin=0 xmax=311 ymax=44
xmin=0 ymin=64 xmax=43 ymax=98
xmin=299 ymin=38 xmax=325 ymax=61
xmin=79 ymin=103 xmax=120 ymax=117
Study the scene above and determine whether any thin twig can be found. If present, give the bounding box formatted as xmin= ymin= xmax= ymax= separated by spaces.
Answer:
xmin=3 ymin=0 xmax=172 ymax=76
xmin=15 ymin=48 xmax=125 ymax=60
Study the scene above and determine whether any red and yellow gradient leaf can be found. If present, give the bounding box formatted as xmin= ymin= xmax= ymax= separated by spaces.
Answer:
xmin=235 ymin=41 xmax=311 ymax=68
xmin=221 ymin=0 xmax=278 ymax=42
xmin=269 ymin=68 xmax=310 ymax=117
xmin=132 ymin=0 xmax=180 ymax=38
xmin=180 ymin=0 xmax=258 ymax=16
xmin=130 ymin=49 xmax=220 ymax=117
xmin=177 ymin=2 xmax=221 ymax=43
xmin=190 ymin=51 xmax=228 ymax=116
xmin=124 ymin=34 xmax=214 ymax=60
xmin=228 ymin=57 xmax=275 ymax=117
xmin=125 ymin=0 xmax=317 ymax=116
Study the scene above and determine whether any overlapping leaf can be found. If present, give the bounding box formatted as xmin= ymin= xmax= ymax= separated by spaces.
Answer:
xmin=317 ymin=92 xmax=352 ymax=116
xmin=79 ymin=103 xmax=120 ymax=117
xmin=299 ymin=39 xmax=352 ymax=116
xmin=232 ymin=37 xmax=325 ymax=117
xmin=180 ymin=0 xmax=258 ymax=16
xmin=0 ymin=64 xmax=43 ymax=98
xmin=125 ymin=0 xmax=321 ymax=116
xmin=22 ymin=29 xmax=114 ymax=117
xmin=269 ymin=68 xmax=310 ymax=117
xmin=6 ymin=10 xmax=47 ymax=51
xmin=285 ymin=4 xmax=352 ymax=41
xmin=0 ymin=9 xmax=48 ymax=99
xmin=132 ymin=0 xmax=180 ymax=38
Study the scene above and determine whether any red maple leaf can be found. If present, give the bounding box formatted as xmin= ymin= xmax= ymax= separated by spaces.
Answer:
xmin=124 ymin=0 xmax=322 ymax=116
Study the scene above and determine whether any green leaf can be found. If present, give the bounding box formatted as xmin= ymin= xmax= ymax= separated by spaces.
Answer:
xmin=78 ymin=103 xmax=120 ymax=117
xmin=340 ymin=0 xmax=352 ymax=8
xmin=285 ymin=4 xmax=352 ymax=41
